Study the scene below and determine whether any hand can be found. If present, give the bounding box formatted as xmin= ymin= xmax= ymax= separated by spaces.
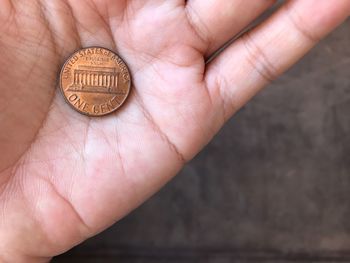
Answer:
xmin=0 ymin=0 xmax=348 ymax=261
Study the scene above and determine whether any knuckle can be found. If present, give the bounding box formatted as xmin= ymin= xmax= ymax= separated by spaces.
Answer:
xmin=241 ymin=31 xmax=279 ymax=83
xmin=285 ymin=4 xmax=321 ymax=43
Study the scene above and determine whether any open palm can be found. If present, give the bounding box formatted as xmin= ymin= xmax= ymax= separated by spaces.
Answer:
xmin=0 ymin=0 xmax=349 ymax=262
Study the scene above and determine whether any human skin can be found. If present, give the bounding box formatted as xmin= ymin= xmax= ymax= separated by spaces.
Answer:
xmin=0 ymin=0 xmax=349 ymax=262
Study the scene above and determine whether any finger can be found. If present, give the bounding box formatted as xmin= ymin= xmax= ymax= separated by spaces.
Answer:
xmin=205 ymin=0 xmax=350 ymax=121
xmin=186 ymin=0 xmax=276 ymax=57
xmin=92 ymin=0 xmax=127 ymax=18
xmin=65 ymin=0 xmax=126 ymax=48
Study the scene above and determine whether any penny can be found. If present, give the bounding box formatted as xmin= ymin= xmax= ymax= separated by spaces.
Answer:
xmin=59 ymin=47 xmax=131 ymax=117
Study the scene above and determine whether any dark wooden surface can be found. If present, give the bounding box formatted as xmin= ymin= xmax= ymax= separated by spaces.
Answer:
xmin=53 ymin=19 xmax=350 ymax=263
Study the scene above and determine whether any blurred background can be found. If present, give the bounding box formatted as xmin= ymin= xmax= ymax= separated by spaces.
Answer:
xmin=54 ymin=10 xmax=350 ymax=263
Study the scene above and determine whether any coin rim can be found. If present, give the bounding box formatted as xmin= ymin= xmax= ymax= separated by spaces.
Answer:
xmin=59 ymin=46 xmax=132 ymax=117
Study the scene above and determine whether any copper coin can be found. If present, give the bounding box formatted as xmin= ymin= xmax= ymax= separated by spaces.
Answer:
xmin=59 ymin=47 xmax=131 ymax=116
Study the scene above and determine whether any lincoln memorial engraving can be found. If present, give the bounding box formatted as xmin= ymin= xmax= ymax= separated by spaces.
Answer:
xmin=68 ymin=66 xmax=121 ymax=94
